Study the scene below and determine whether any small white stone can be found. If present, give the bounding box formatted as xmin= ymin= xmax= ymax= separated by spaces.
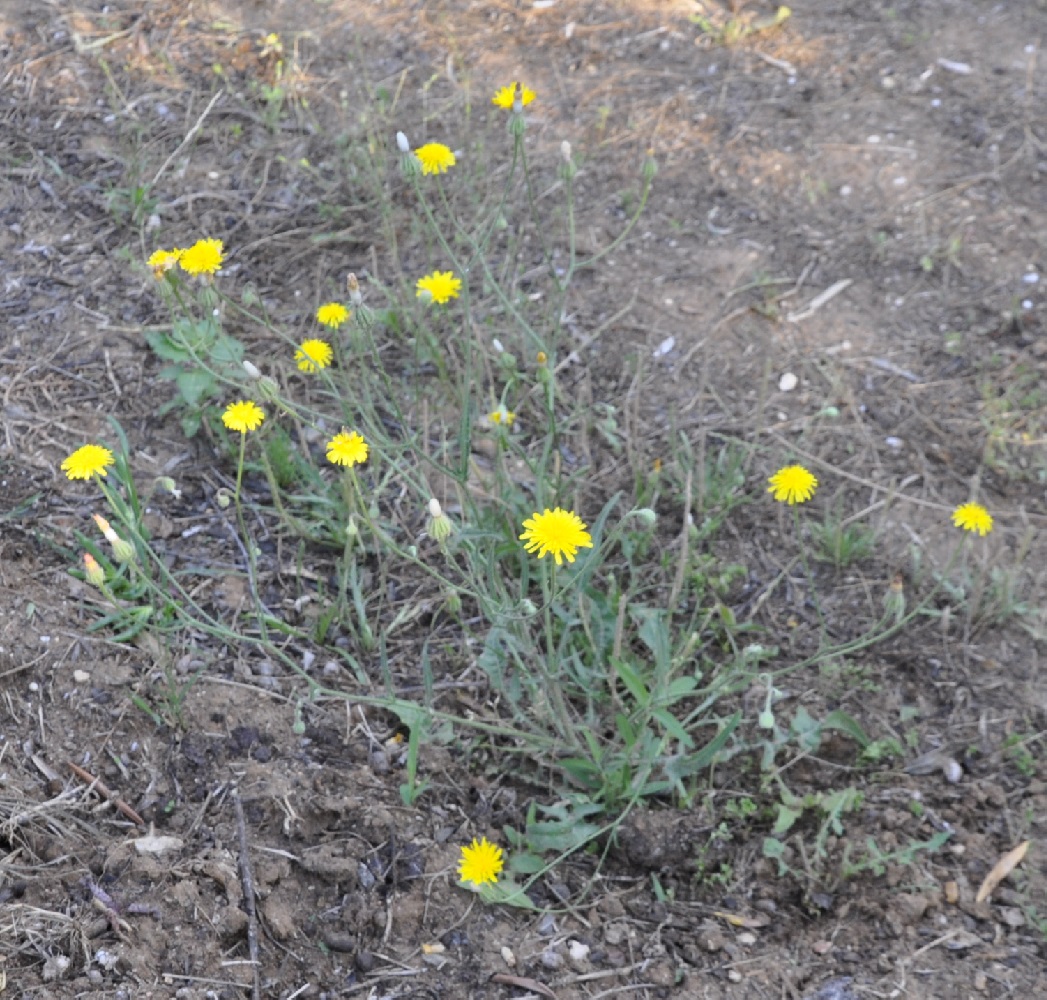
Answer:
xmin=501 ymin=946 xmax=515 ymax=967
xmin=728 ymin=969 xmax=743 ymax=983
xmin=73 ymin=670 xmax=90 ymax=684
xmin=1022 ymin=272 xmax=1039 ymax=284
xmin=568 ymin=939 xmax=590 ymax=963
xmin=738 ymin=932 xmax=757 ymax=946
xmin=943 ymin=759 xmax=963 ymax=784
xmin=778 ymin=372 xmax=798 ymax=392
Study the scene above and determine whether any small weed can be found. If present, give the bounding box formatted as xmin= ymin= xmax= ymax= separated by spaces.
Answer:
xmin=810 ymin=512 xmax=876 ymax=568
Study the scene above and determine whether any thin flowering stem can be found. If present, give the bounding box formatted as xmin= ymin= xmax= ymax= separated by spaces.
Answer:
xmin=793 ymin=504 xmax=828 ymax=643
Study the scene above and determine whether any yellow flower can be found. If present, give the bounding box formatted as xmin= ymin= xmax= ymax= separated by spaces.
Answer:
xmin=492 ymin=82 xmax=536 ymax=110
xmin=316 ymin=302 xmax=349 ymax=329
xmin=326 ymin=430 xmax=368 ymax=467
xmin=952 ymin=502 xmax=993 ymax=536
xmin=520 ymin=507 xmax=594 ymax=566
xmin=416 ymin=270 xmax=462 ymax=305
xmin=767 ymin=465 xmax=818 ymax=505
xmin=295 ymin=339 xmax=333 ymax=373
xmin=179 ymin=238 xmax=224 ymax=276
xmin=415 ymin=142 xmax=456 ymax=175
xmin=489 ymin=407 xmax=516 ymax=427
xmin=457 ymin=837 xmax=504 ymax=887
xmin=222 ymin=400 xmax=265 ymax=433
xmin=147 ymin=247 xmax=182 ymax=277
xmin=62 ymin=444 xmax=115 ymax=480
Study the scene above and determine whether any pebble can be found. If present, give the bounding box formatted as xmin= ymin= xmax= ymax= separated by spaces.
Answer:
xmin=501 ymin=946 xmax=515 ymax=967
xmin=568 ymin=939 xmax=590 ymax=965
xmin=779 ymin=371 xmax=798 ymax=392
xmin=540 ymin=948 xmax=563 ymax=970
xmin=73 ymin=670 xmax=90 ymax=683
xmin=737 ymin=932 xmax=757 ymax=946
xmin=727 ymin=969 xmax=743 ymax=983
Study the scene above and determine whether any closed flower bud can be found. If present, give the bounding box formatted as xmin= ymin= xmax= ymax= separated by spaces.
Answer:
xmin=257 ymin=375 xmax=281 ymax=402
xmin=444 ymin=589 xmax=462 ymax=614
xmin=427 ymin=498 xmax=454 ymax=544
xmin=111 ymin=536 xmax=136 ymax=564
xmin=396 ymin=131 xmax=410 ymax=153
xmin=155 ymin=476 xmax=181 ymax=499
xmin=83 ymin=552 xmax=105 ymax=589
xmin=642 ymin=148 xmax=658 ymax=184
xmin=347 ymin=272 xmax=362 ymax=306
xmin=518 ymin=598 xmax=538 ymax=617
xmin=758 ymin=709 xmax=776 ymax=730
xmin=631 ymin=508 xmax=657 ymax=527
xmin=215 ymin=488 xmax=232 ymax=509
xmin=242 ymin=359 xmax=262 ymax=379
xmin=346 ymin=516 xmax=359 ymax=540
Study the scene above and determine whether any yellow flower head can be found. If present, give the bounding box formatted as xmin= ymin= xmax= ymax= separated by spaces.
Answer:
xmin=326 ymin=430 xmax=368 ymax=467
xmin=415 ymin=142 xmax=456 ymax=176
xmin=147 ymin=247 xmax=182 ymax=277
xmin=316 ymin=302 xmax=349 ymax=329
xmin=222 ymin=400 xmax=266 ymax=433
xmin=62 ymin=444 xmax=115 ymax=481
xmin=416 ymin=270 xmax=462 ymax=305
xmin=520 ymin=507 xmax=594 ymax=566
xmin=767 ymin=464 xmax=818 ymax=505
xmin=952 ymin=502 xmax=993 ymax=536
xmin=457 ymin=837 xmax=504 ymax=887
xmin=492 ymin=82 xmax=536 ymax=110
xmin=179 ymin=238 xmax=224 ymax=276
xmin=295 ymin=338 xmax=333 ymax=373
xmin=489 ymin=406 xmax=516 ymax=427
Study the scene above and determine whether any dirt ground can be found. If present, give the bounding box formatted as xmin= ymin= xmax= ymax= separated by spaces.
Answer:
xmin=2 ymin=0 xmax=1047 ymax=997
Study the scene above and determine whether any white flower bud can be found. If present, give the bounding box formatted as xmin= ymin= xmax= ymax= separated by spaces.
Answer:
xmin=242 ymin=359 xmax=261 ymax=379
xmin=560 ymin=140 xmax=572 ymax=163
xmin=428 ymin=498 xmax=443 ymax=518
xmin=396 ymin=131 xmax=410 ymax=153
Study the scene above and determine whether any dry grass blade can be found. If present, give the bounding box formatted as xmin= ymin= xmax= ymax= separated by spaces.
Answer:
xmin=975 ymin=840 xmax=1030 ymax=903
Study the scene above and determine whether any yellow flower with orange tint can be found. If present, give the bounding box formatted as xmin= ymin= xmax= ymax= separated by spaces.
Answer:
xmin=457 ymin=837 xmax=504 ymax=887
xmin=62 ymin=444 xmax=115 ymax=480
xmin=83 ymin=552 xmax=105 ymax=589
xmin=415 ymin=142 xmax=456 ymax=175
xmin=222 ymin=400 xmax=265 ymax=433
xmin=520 ymin=508 xmax=593 ymax=566
xmin=952 ymin=502 xmax=993 ymax=536
xmin=295 ymin=339 xmax=333 ymax=373
xmin=178 ymin=238 xmax=224 ymax=276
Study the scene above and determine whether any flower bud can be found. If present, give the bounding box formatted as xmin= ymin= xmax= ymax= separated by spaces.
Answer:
xmin=155 ymin=476 xmax=181 ymax=499
xmin=346 ymin=516 xmax=359 ymax=540
xmin=242 ymin=359 xmax=262 ymax=379
xmin=758 ymin=709 xmax=776 ymax=730
xmin=642 ymin=148 xmax=658 ymax=184
xmin=427 ymin=498 xmax=454 ymax=544
xmin=347 ymin=272 xmax=362 ymax=307
xmin=508 ymin=112 xmax=526 ymax=138
xmin=83 ymin=552 xmax=105 ymax=589
xmin=215 ymin=488 xmax=232 ymax=509
xmin=396 ymin=131 xmax=410 ymax=153
xmin=631 ymin=508 xmax=657 ymax=527
xmin=444 ymin=589 xmax=462 ymax=614
xmin=518 ymin=598 xmax=538 ymax=617
xmin=560 ymin=141 xmax=577 ymax=181
xmin=536 ymin=351 xmax=547 ymax=365
xmin=257 ymin=375 xmax=281 ymax=402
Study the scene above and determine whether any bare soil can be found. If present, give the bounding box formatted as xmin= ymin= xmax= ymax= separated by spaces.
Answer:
xmin=2 ymin=1 xmax=1047 ymax=998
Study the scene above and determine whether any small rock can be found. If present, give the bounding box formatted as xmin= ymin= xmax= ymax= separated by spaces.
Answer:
xmin=779 ymin=371 xmax=798 ymax=392
xmin=540 ymin=948 xmax=563 ymax=970
xmin=812 ymin=940 xmax=833 ymax=955
xmin=894 ymin=893 xmax=930 ymax=925
xmin=944 ymin=881 xmax=959 ymax=905
xmin=568 ymin=939 xmax=590 ymax=965
xmin=997 ymin=906 xmax=1025 ymax=928
xmin=737 ymin=931 xmax=756 ymax=946
xmin=974 ymin=970 xmax=988 ymax=991
xmin=698 ymin=927 xmax=728 ymax=953
xmin=727 ymin=969 xmax=743 ymax=983
xmin=501 ymin=946 xmax=515 ymax=967
xmin=73 ymin=670 xmax=90 ymax=684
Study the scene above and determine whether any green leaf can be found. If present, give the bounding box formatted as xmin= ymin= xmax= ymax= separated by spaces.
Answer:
xmin=613 ymin=657 xmax=650 ymax=706
xmin=651 ymin=707 xmax=692 ymax=746
xmin=472 ymin=876 xmax=537 ymax=910
xmin=662 ymin=711 xmax=740 ymax=785
xmin=144 ymin=330 xmax=190 ymax=363
xmin=819 ymin=710 xmax=871 ymax=749
xmin=175 ymin=369 xmax=216 ymax=407
xmin=508 ymin=853 xmax=544 ymax=875
xmin=772 ymin=803 xmax=803 ymax=836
